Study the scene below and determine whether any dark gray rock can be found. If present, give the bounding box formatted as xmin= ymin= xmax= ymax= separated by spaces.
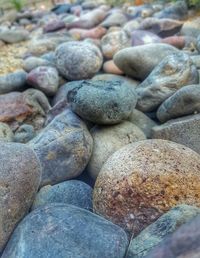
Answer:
xmin=114 ymin=43 xmax=179 ymax=80
xmin=0 ymin=142 xmax=41 ymax=254
xmin=0 ymin=71 xmax=27 ymax=94
xmin=27 ymin=66 xmax=59 ymax=96
xmin=29 ymin=108 xmax=93 ymax=187
xmin=127 ymin=205 xmax=200 ymax=258
xmin=67 ymin=80 xmax=137 ymax=124
xmin=128 ymin=109 xmax=157 ymax=138
xmin=32 ymin=180 xmax=93 ymax=211
xmin=157 ymin=85 xmax=200 ymax=123
xmin=23 ymin=57 xmax=55 ymax=72
xmin=2 ymin=204 xmax=128 ymax=258
xmin=55 ymin=41 xmax=103 ymax=80
xmin=14 ymin=124 xmax=35 ymax=143
xmin=144 ymin=214 xmax=200 ymax=258
xmin=0 ymin=29 xmax=29 ymax=43
xmin=136 ymin=53 xmax=198 ymax=112
xmin=87 ymin=121 xmax=146 ymax=180
xmin=152 ymin=114 xmax=200 ymax=154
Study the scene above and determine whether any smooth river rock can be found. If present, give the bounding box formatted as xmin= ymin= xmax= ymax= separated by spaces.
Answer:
xmin=2 ymin=204 xmax=128 ymax=258
xmin=29 ymin=109 xmax=93 ymax=187
xmin=0 ymin=142 xmax=41 ymax=254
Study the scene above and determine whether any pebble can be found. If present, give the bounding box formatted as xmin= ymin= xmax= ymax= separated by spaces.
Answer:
xmin=67 ymin=80 xmax=137 ymax=124
xmin=22 ymin=56 xmax=55 ymax=72
xmin=32 ymin=180 xmax=93 ymax=211
xmin=27 ymin=66 xmax=59 ymax=96
xmin=114 ymin=43 xmax=179 ymax=80
xmin=29 ymin=109 xmax=93 ymax=187
xmin=55 ymin=41 xmax=103 ymax=80
xmin=0 ymin=29 xmax=29 ymax=43
xmin=136 ymin=53 xmax=199 ymax=112
xmin=2 ymin=204 xmax=128 ymax=258
xmin=87 ymin=121 xmax=146 ymax=180
xmin=93 ymin=139 xmax=200 ymax=236
xmin=0 ymin=70 xmax=27 ymax=94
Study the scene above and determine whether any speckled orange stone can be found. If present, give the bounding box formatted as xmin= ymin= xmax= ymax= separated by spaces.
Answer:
xmin=93 ymin=139 xmax=200 ymax=237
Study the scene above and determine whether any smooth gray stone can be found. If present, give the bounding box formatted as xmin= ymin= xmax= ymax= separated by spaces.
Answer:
xmin=23 ymin=57 xmax=55 ymax=72
xmin=2 ymin=204 xmax=128 ymax=258
xmin=0 ymin=71 xmax=27 ymax=94
xmin=87 ymin=122 xmax=146 ymax=180
xmin=127 ymin=205 xmax=200 ymax=258
xmin=128 ymin=109 xmax=157 ymax=138
xmin=32 ymin=180 xmax=93 ymax=211
xmin=136 ymin=52 xmax=198 ymax=112
xmin=157 ymin=84 xmax=200 ymax=123
xmin=0 ymin=29 xmax=29 ymax=43
xmin=0 ymin=142 xmax=41 ymax=254
xmin=67 ymin=80 xmax=137 ymax=125
xmin=114 ymin=43 xmax=179 ymax=80
xmin=29 ymin=108 xmax=93 ymax=187
xmin=152 ymin=114 xmax=200 ymax=154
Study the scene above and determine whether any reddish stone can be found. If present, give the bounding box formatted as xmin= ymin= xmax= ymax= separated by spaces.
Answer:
xmin=0 ymin=92 xmax=32 ymax=123
xmin=161 ymin=36 xmax=186 ymax=49
xmin=103 ymin=60 xmax=124 ymax=75
xmin=69 ymin=26 xmax=107 ymax=40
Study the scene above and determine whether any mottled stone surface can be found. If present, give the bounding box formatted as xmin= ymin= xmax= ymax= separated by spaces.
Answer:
xmin=32 ymin=180 xmax=93 ymax=211
xmin=0 ymin=29 xmax=29 ymax=43
xmin=157 ymin=85 xmax=200 ymax=123
xmin=136 ymin=53 xmax=198 ymax=112
xmin=14 ymin=124 xmax=35 ymax=143
xmin=0 ymin=142 xmax=41 ymax=254
xmin=2 ymin=204 xmax=128 ymax=258
xmin=101 ymin=30 xmax=130 ymax=59
xmin=23 ymin=57 xmax=55 ymax=72
xmin=27 ymin=66 xmax=59 ymax=96
xmin=67 ymin=80 xmax=137 ymax=124
xmin=114 ymin=43 xmax=178 ymax=80
xmin=0 ymin=123 xmax=14 ymax=142
xmin=29 ymin=109 xmax=93 ymax=187
xmin=0 ymin=71 xmax=27 ymax=94
xmin=152 ymin=114 xmax=200 ymax=154
xmin=87 ymin=121 xmax=146 ymax=180
xmin=145 ymin=214 xmax=200 ymax=258
xmin=93 ymin=139 xmax=200 ymax=236
xmin=55 ymin=41 xmax=103 ymax=80
xmin=127 ymin=205 xmax=200 ymax=258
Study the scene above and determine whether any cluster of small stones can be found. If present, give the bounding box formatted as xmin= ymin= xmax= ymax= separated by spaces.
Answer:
xmin=0 ymin=0 xmax=200 ymax=257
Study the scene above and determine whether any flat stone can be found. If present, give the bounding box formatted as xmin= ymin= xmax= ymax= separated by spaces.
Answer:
xmin=2 ymin=204 xmax=128 ymax=258
xmin=152 ymin=114 xmax=200 ymax=154
xmin=157 ymin=85 xmax=200 ymax=123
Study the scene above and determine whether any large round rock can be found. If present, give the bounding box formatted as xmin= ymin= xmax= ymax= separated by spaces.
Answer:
xmin=87 ymin=122 xmax=146 ymax=180
xmin=93 ymin=139 xmax=200 ymax=236
xmin=29 ymin=109 xmax=93 ymax=187
xmin=55 ymin=41 xmax=103 ymax=80
xmin=67 ymin=80 xmax=137 ymax=124
xmin=2 ymin=204 xmax=128 ymax=258
xmin=0 ymin=142 xmax=41 ymax=253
